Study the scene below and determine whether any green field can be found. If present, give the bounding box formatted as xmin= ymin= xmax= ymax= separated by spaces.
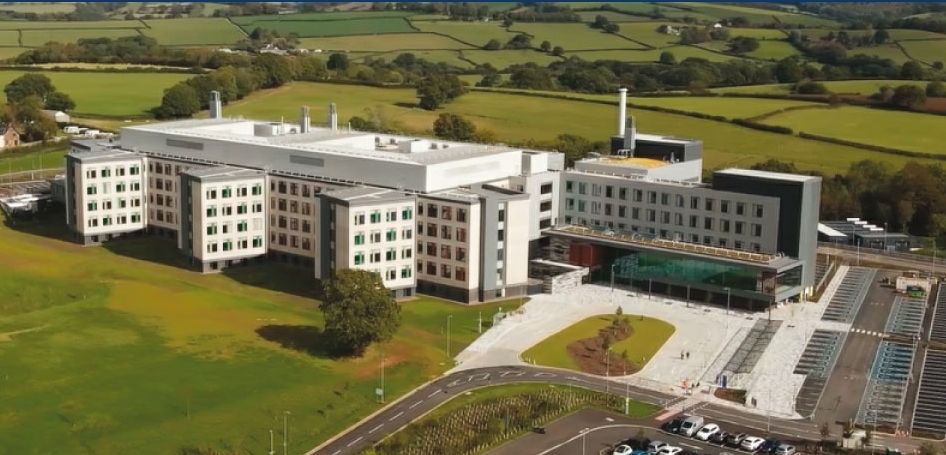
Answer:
xmin=232 ymin=12 xmax=415 ymax=38
xmin=762 ymin=106 xmax=946 ymax=154
xmin=713 ymin=80 xmax=931 ymax=95
xmin=886 ymin=29 xmax=946 ymax=40
xmin=522 ymin=315 xmax=675 ymax=371
xmin=572 ymin=45 xmax=740 ymax=63
xmin=142 ymin=18 xmax=248 ymax=46
xmin=511 ymin=23 xmax=646 ymax=51
xmin=0 ymin=216 xmax=520 ymax=455
xmin=0 ymin=20 xmax=135 ymax=30
xmin=727 ymin=28 xmax=788 ymax=39
xmin=20 ymin=28 xmax=139 ymax=47
xmin=0 ymin=30 xmax=18 ymax=46
xmin=576 ymin=10 xmax=649 ymax=22
xmin=363 ymin=49 xmax=472 ymax=68
xmin=613 ymin=21 xmax=683 ymax=48
xmin=0 ymin=70 xmax=189 ymax=116
xmin=0 ymin=2 xmax=77 ymax=14
xmin=746 ymin=40 xmax=800 ymax=60
xmin=899 ymin=40 xmax=946 ymax=65
xmin=0 ymin=47 xmax=28 ymax=60
xmin=0 ymin=147 xmax=66 ymax=173
xmin=299 ymin=33 xmax=470 ymax=52
xmin=669 ymin=2 xmax=838 ymax=26
xmin=221 ymin=81 xmax=940 ymax=174
xmin=463 ymin=49 xmax=561 ymax=68
xmin=412 ymin=20 xmax=515 ymax=47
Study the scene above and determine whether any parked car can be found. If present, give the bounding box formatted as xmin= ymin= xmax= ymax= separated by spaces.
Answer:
xmin=725 ymin=433 xmax=747 ymax=447
xmin=774 ymin=444 xmax=796 ymax=455
xmin=662 ymin=417 xmax=685 ymax=434
xmin=695 ymin=424 xmax=720 ymax=441
xmin=621 ymin=437 xmax=650 ymax=451
xmin=760 ymin=439 xmax=781 ymax=454
xmin=741 ymin=436 xmax=765 ymax=452
xmin=614 ymin=445 xmax=635 ymax=455
xmin=648 ymin=441 xmax=669 ymax=455
xmin=680 ymin=416 xmax=706 ymax=437
xmin=657 ymin=446 xmax=683 ymax=455
xmin=711 ymin=431 xmax=730 ymax=444
xmin=632 ymin=450 xmax=649 ymax=455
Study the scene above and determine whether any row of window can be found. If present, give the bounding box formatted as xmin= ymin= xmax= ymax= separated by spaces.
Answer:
xmin=86 ymin=197 xmax=142 ymax=212
xmin=417 ymin=223 xmax=468 ymax=242
xmin=85 ymin=165 xmax=140 ymax=179
xmin=152 ymin=209 xmax=175 ymax=224
xmin=362 ymin=266 xmax=412 ymax=281
xmin=151 ymin=178 xmax=174 ymax=193
xmin=353 ymin=207 xmax=414 ymax=225
xmin=85 ymin=181 xmax=141 ymax=195
xmin=417 ymin=261 xmax=468 ymax=281
xmin=86 ymin=212 xmax=142 ymax=228
xmin=417 ymin=242 xmax=469 ymax=262
xmin=151 ymin=193 xmax=173 ymax=208
xmin=564 ymin=200 xmax=764 ymax=237
xmin=271 ymin=198 xmax=312 ymax=216
xmin=272 ymin=215 xmax=312 ymax=233
xmin=206 ymin=219 xmax=264 ymax=236
xmin=565 ymin=216 xmax=764 ymax=252
xmin=206 ymin=202 xmax=263 ymax=217
xmin=271 ymin=180 xmax=324 ymax=198
xmin=353 ymin=228 xmax=413 ymax=245
xmin=418 ymin=203 xmax=468 ymax=223
xmin=353 ymin=247 xmax=414 ymax=265
xmin=150 ymin=162 xmax=177 ymax=176
xmin=205 ymin=184 xmax=262 ymax=200
xmin=565 ymin=181 xmax=765 ymax=218
xmin=271 ymin=232 xmax=311 ymax=251
xmin=205 ymin=236 xmax=264 ymax=253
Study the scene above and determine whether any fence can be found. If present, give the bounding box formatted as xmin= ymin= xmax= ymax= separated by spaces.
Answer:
xmin=818 ymin=242 xmax=946 ymax=267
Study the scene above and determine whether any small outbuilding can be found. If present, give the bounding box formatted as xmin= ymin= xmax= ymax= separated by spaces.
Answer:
xmin=41 ymin=110 xmax=70 ymax=124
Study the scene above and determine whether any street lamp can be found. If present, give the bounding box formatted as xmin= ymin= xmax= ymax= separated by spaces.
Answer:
xmin=581 ymin=428 xmax=590 ymax=455
xmin=283 ymin=411 xmax=290 ymax=455
xmin=446 ymin=315 xmax=453 ymax=360
xmin=269 ymin=430 xmax=275 ymax=455
xmin=724 ymin=287 xmax=731 ymax=316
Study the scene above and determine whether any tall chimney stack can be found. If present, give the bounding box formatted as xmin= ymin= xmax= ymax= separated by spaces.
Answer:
xmin=300 ymin=106 xmax=311 ymax=134
xmin=328 ymin=103 xmax=338 ymax=131
xmin=209 ymin=91 xmax=223 ymax=119
xmin=617 ymin=87 xmax=628 ymax=136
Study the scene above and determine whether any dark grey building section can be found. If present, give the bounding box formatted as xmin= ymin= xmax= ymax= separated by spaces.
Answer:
xmin=64 ymin=153 xmax=78 ymax=236
xmin=712 ymin=169 xmax=822 ymax=290
xmin=179 ymin=171 xmax=197 ymax=259
xmin=476 ymin=184 xmax=530 ymax=302
xmin=609 ymin=133 xmax=703 ymax=163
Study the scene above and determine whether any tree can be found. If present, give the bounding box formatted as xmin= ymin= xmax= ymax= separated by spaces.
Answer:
xmin=795 ymin=81 xmax=829 ymax=95
xmin=872 ymin=29 xmax=889 ymax=45
xmin=659 ymin=51 xmax=676 ymax=65
xmin=327 ymin=53 xmax=349 ymax=71
xmin=551 ymin=46 xmax=565 ymax=57
xmin=251 ymin=53 xmax=292 ymax=89
xmin=476 ymin=72 xmax=502 ymax=88
xmin=603 ymin=22 xmax=620 ymax=34
xmin=728 ymin=36 xmax=760 ymax=54
xmin=504 ymin=34 xmax=532 ymax=50
xmin=591 ymin=15 xmax=610 ymax=30
xmin=901 ymin=60 xmax=925 ymax=80
xmin=433 ymin=113 xmax=477 ymax=141
xmin=890 ymin=84 xmax=927 ymax=109
xmin=416 ymin=74 xmax=467 ymax=110
xmin=926 ymin=80 xmax=946 ymax=98
xmin=45 ymin=91 xmax=75 ymax=112
xmin=540 ymin=40 xmax=551 ymax=52
xmin=320 ymin=269 xmax=401 ymax=356
xmin=774 ymin=57 xmax=804 ymax=83
xmin=4 ymin=73 xmax=55 ymax=104
xmin=483 ymin=39 xmax=501 ymax=51
xmin=155 ymin=83 xmax=201 ymax=119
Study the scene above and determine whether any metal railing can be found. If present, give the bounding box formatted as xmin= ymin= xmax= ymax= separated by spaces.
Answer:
xmin=818 ymin=242 xmax=946 ymax=267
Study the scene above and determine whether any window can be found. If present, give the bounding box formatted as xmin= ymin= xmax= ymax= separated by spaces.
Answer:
xmin=222 ymin=241 xmax=233 ymax=252
xmin=385 ymin=268 xmax=397 ymax=281
xmin=704 ymin=198 xmax=715 ymax=211
xmin=735 ymin=222 xmax=744 ymax=235
xmin=222 ymin=205 xmax=232 ymax=216
xmin=354 ymin=252 xmax=365 ymax=265
xmin=370 ymin=211 xmax=381 ymax=224
xmin=206 ymin=188 xmax=217 ymax=199
xmin=591 ymin=184 xmax=601 ymax=197
xmin=426 ymin=261 xmax=437 ymax=275
xmin=704 ymin=217 xmax=714 ymax=230
xmin=253 ymin=236 xmax=263 ymax=248
xmin=302 ymin=185 xmax=310 ymax=198
xmin=131 ymin=182 xmax=140 ymax=191
xmin=417 ymin=204 xmax=424 ymax=216
xmin=752 ymin=224 xmax=762 ymax=237
xmin=605 ymin=186 xmax=613 ymax=198
xmin=386 ymin=249 xmax=397 ymax=261
xmin=754 ymin=204 xmax=764 ymax=218
xmin=440 ymin=225 xmax=452 ymax=240
xmin=442 ymin=206 xmax=452 ymax=220
xmin=427 ymin=204 xmax=438 ymax=218
xmin=604 ymin=204 xmax=612 ymax=216
xmin=354 ymin=233 xmax=365 ymax=245
xmin=540 ymin=183 xmax=553 ymax=194
xmin=402 ymin=207 xmax=413 ymax=220
xmin=498 ymin=209 xmax=505 ymax=222
xmin=456 ymin=228 xmax=467 ymax=242
xmin=129 ymin=165 xmax=140 ymax=176
xmin=289 ymin=183 xmax=298 ymax=196
xmin=427 ymin=223 xmax=437 ymax=238
xmin=441 ymin=244 xmax=452 ymax=259
xmin=441 ymin=264 xmax=452 ymax=279
xmin=206 ymin=242 xmax=218 ymax=253
xmin=289 ymin=218 xmax=298 ymax=231
xmin=87 ymin=201 xmax=97 ymax=211
xmin=206 ymin=206 xmax=217 ymax=217
xmin=646 ymin=209 xmax=655 ymax=222
xmin=721 ymin=220 xmax=731 ymax=233
xmin=385 ymin=210 xmax=397 ymax=222
xmin=456 ymin=247 xmax=467 ymax=261
xmin=289 ymin=201 xmax=298 ymax=214
xmin=386 ymin=229 xmax=397 ymax=241
xmin=401 ymin=228 xmax=412 ymax=240
xmin=647 ymin=191 xmax=657 ymax=204
xmin=720 ymin=200 xmax=730 ymax=214
xmin=426 ymin=242 xmax=436 ymax=256
xmin=674 ymin=213 xmax=683 ymax=226
xmin=278 ymin=182 xmax=287 ymax=194
xmin=237 ymin=185 xmax=248 ymax=197
xmin=618 ymin=187 xmax=627 ymax=200
xmin=131 ymin=213 xmax=141 ymax=223
xmin=578 ymin=182 xmax=587 ymax=195
xmin=238 ymin=203 xmax=248 ymax=215
xmin=632 ymin=207 xmax=640 ymax=220
xmin=238 ymin=221 xmax=248 ymax=232
xmin=401 ymin=266 xmax=412 ymax=279
xmin=116 ymin=183 xmax=126 ymax=193
xmin=633 ymin=189 xmax=643 ymax=202
xmin=455 ymin=266 xmax=467 ymax=282
xmin=734 ymin=241 xmax=743 ymax=250
xmin=354 ymin=212 xmax=365 ymax=225
xmin=252 ymin=184 xmax=263 ymax=196
xmin=302 ymin=220 xmax=311 ymax=233
xmin=370 ymin=251 xmax=381 ymax=263
xmin=689 ymin=215 xmax=698 ymax=228
xmin=206 ymin=224 xmax=218 ymax=235
xmin=370 ymin=231 xmax=381 ymax=243
xmin=540 ymin=201 xmax=552 ymax=212
xmin=497 ymin=229 xmax=505 ymax=241
xmin=565 ymin=181 xmax=574 ymax=193
xmin=86 ymin=185 xmax=97 ymax=195
xmin=577 ymin=200 xmax=586 ymax=212
xmin=675 ymin=195 xmax=685 ymax=208
xmin=736 ymin=202 xmax=745 ymax=216
xmin=401 ymin=247 xmax=412 ymax=259
xmin=253 ymin=203 xmax=263 ymax=213
xmin=222 ymin=187 xmax=232 ymax=198
xmin=618 ymin=205 xmax=626 ymax=218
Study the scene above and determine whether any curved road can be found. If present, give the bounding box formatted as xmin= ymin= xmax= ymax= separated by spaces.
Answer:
xmin=305 ymin=365 xmax=822 ymax=455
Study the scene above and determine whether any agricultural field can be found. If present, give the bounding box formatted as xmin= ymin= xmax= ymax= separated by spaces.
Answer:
xmin=0 ymin=147 xmax=66 ymax=174
xmin=0 ymin=216 xmax=519 ymax=455
xmin=141 ymin=18 xmax=248 ymax=46
xmin=713 ymin=80 xmax=930 ymax=95
xmin=522 ymin=315 xmax=675 ymax=372
xmin=412 ymin=20 xmax=515 ymax=47
xmin=232 ymin=11 xmax=414 ymax=37
xmin=0 ymin=47 xmax=27 ymax=60
xmin=761 ymin=106 xmax=946 ymax=154
xmin=0 ymin=2 xmax=77 ymax=14
xmin=576 ymin=10 xmax=649 ymax=23
xmin=746 ymin=40 xmax=799 ymax=60
xmin=899 ymin=40 xmax=946 ymax=65
xmin=463 ymin=49 xmax=560 ymax=68
xmin=221 ymin=81 xmax=941 ymax=174
xmin=0 ymin=30 xmax=18 ymax=46
xmin=299 ymin=33 xmax=470 ymax=52
xmin=511 ymin=23 xmax=647 ymax=51
xmin=0 ymin=70 xmax=189 ymax=116
xmin=360 ymin=50 xmax=472 ymax=69
xmin=20 ymin=28 xmax=139 ymax=47
xmin=572 ymin=44 xmax=739 ymax=63
xmin=668 ymin=2 xmax=838 ymax=26
xmin=0 ymin=20 xmax=135 ymax=30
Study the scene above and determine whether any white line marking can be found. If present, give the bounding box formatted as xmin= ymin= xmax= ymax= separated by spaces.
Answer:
xmin=331 ymin=451 xmax=340 ymax=455
xmin=346 ymin=437 xmax=363 ymax=447
xmin=409 ymin=400 xmax=422 ymax=409
xmin=369 ymin=424 xmax=383 ymax=434
xmin=681 ymin=443 xmax=704 ymax=450
xmin=389 ymin=411 xmax=403 ymax=422
xmin=428 ymin=389 xmax=442 ymax=398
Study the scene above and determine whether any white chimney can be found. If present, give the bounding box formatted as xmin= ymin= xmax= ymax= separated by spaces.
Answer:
xmin=623 ymin=114 xmax=637 ymax=152
xmin=617 ymin=87 xmax=628 ymax=136
xmin=209 ymin=90 xmax=222 ymax=119
xmin=300 ymin=106 xmax=311 ymax=134
xmin=328 ymin=103 xmax=338 ymax=131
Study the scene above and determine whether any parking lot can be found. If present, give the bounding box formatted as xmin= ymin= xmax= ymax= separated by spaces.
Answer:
xmin=929 ymin=286 xmax=946 ymax=344
xmin=821 ymin=267 xmax=876 ymax=324
xmin=910 ymin=349 xmax=946 ymax=438
xmin=856 ymin=341 xmax=914 ymax=429
xmin=793 ymin=330 xmax=847 ymax=418
xmin=884 ymin=296 xmax=927 ymax=338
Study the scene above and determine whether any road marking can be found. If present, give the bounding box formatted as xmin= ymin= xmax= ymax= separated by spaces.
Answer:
xmin=500 ymin=371 xmax=526 ymax=378
xmin=389 ymin=411 xmax=403 ymax=422
xmin=331 ymin=451 xmax=340 ymax=455
xmin=409 ymin=400 xmax=422 ymax=409
xmin=369 ymin=424 xmax=383 ymax=434
xmin=469 ymin=373 xmax=490 ymax=381
xmin=533 ymin=372 xmax=556 ymax=378
xmin=428 ymin=389 xmax=442 ymax=398
xmin=681 ymin=443 xmax=704 ymax=450
xmin=346 ymin=437 xmax=363 ymax=447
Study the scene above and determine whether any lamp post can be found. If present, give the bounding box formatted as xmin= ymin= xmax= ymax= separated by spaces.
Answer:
xmin=581 ymin=428 xmax=590 ymax=455
xmin=606 ymin=348 xmax=611 ymax=394
xmin=611 ymin=263 xmax=616 ymax=304
xmin=269 ymin=430 xmax=275 ymax=455
xmin=446 ymin=315 xmax=453 ymax=360
xmin=724 ymin=287 xmax=731 ymax=317
xmin=624 ymin=367 xmax=630 ymax=415
xmin=283 ymin=411 xmax=290 ymax=455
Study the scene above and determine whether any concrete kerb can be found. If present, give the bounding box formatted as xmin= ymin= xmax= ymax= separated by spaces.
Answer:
xmin=302 ymin=375 xmax=442 ymax=455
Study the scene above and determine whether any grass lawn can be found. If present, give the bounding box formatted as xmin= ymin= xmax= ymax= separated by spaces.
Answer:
xmin=0 ymin=213 xmax=521 ymax=455
xmin=522 ymin=315 xmax=675 ymax=371
xmin=615 ymin=21 xmax=683 ymax=48
xmin=712 ymin=80 xmax=931 ymax=95
xmin=431 ymin=383 xmax=660 ymax=418
xmin=511 ymin=23 xmax=646 ymax=51
xmin=299 ymin=33 xmax=471 ymax=52
xmin=761 ymin=106 xmax=946 ymax=155
xmin=21 ymin=28 xmax=140 ymax=47
xmin=571 ymin=45 xmax=741 ymax=63
xmin=898 ymin=40 xmax=946 ymax=65
xmin=746 ymin=40 xmax=799 ymax=60
xmin=231 ymin=11 xmax=414 ymax=25
xmin=221 ymin=81 xmax=942 ymax=174
xmin=0 ymin=31 xmax=19 ymax=46
xmin=237 ymin=17 xmax=413 ymax=38
xmin=887 ymin=29 xmax=946 ymax=40
xmin=142 ymin=18 xmax=247 ymax=45
xmin=413 ymin=20 xmax=515 ymax=47
xmin=0 ymin=70 xmax=190 ymax=117
xmin=0 ymin=146 xmax=67 ymax=173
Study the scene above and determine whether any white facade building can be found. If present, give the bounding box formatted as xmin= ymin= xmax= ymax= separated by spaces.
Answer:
xmin=65 ymin=148 xmax=146 ymax=242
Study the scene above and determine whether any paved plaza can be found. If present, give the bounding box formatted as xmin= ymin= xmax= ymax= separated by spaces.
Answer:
xmin=453 ymin=266 xmax=859 ymax=419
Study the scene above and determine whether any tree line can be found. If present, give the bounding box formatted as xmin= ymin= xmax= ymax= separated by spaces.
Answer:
xmin=0 ymin=73 xmax=75 ymax=142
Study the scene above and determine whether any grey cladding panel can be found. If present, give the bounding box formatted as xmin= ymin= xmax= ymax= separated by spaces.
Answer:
xmin=166 ymin=139 xmax=204 ymax=151
xmin=289 ymin=154 xmax=325 ymax=168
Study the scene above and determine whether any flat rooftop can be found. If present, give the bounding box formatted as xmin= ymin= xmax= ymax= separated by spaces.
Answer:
xmin=182 ymin=166 xmax=264 ymax=183
xmin=69 ymin=147 xmax=137 ymax=163
xmin=716 ymin=167 xmax=820 ymax=183
xmin=551 ymin=225 xmax=793 ymax=267
xmin=634 ymin=132 xmax=700 ymax=146
xmin=599 ymin=156 xmax=668 ymax=168
xmin=323 ymin=186 xmax=412 ymax=205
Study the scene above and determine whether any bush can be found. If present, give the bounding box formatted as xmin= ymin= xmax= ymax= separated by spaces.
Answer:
xmin=730 ymin=119 xmax=794 ymax=135
xmin=797 ymin=132 xmax=945 ymax=161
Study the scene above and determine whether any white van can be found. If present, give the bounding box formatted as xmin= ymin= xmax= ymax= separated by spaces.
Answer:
xmin=680 ymin=416 xmax=705 ymax=437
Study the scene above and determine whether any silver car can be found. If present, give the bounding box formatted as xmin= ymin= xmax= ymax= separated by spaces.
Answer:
xmin=775 ymin=444 xmax=796 ymax=455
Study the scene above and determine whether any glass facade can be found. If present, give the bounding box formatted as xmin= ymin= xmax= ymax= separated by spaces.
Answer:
xmin=610 ymin=249 xmax=764 ymax=295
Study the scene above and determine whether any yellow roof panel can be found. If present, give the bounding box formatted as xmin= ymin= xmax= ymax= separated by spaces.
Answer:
xmin=601 ymin=157 xmax=667 ymax=168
